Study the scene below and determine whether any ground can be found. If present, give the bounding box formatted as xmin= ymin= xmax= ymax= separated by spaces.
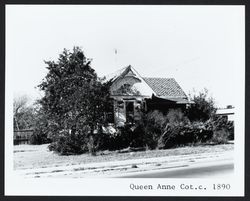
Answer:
xmin=14 ymin=143 xmax=234 ymax=178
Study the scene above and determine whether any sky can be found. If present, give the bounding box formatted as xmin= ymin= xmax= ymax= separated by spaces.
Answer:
xmin=6 ymin=5 xmax=245 ymax=107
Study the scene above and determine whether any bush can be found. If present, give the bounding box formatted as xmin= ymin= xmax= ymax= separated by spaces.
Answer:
xmin=95 ymin=125 xmax=132 ymax=151
xmin=129 ymin=124 xmax=147 ymax=148
xmin=210 ymin=115 xmax=234 ymax=143
xmin=158 ymin=121 xmax=214 ymax=149
xmin=97 ymin=124 xmax=146 ymax=151
xmin=47 ymin=106 xmax=234 ymax=154
xmin=166 ymin=109 xmax=189 ymax=125
xmin=157 ymin=114 xmax=233 ymax=148
xmin=211 ymin=129 xmax=229 ymax=144
xmin=143 ymin=110 xmax=167 ymax=149
xmin=227 ymin=121 xmax=234 ymax=140
xmin=48 ymin=129 xmax=89 ymax=155
xmin=186 ymin=89 xmax=216 ymax=122
xmin=30 ymin=133 xmax=52 ymax=145
xmin=139 ymin=109 xmax=207 ymax=150
xmin=29 ymin=106 xmax=52 ymax=145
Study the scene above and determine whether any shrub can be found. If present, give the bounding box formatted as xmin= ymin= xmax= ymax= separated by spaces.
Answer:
xmin=227 ymin=121 xmax=234 ymax=140
xmin=210 ymin=115 xmax=234 ymax=143
xmin=142 ymin=109 xmax=194 ymax=149
xmin=158 ymin=121 xmax=214 ymax=149
xmin=48 ymin=129 xmax=89 ymax=155
xmin=166 ymin=109 xmax=189 ymax=125
xmin=186 ymin=89 xmax=216 ymax=122
xmin=129 ymin=124 xmax=146 ymax=148
xmin=211 ymin=129 xmax=229 ymax=144
xmin=29 ymin=107 xmax=51 ymax=145
xmin=30 ymin=133 xmax=51 ymax=145
xmin=98 ymin=122 xmax=150 ymax=151
xmin=143 ymin=110 xmax=167 ymax=149
xmin=96 ymin=125 xmax=134 ymax=151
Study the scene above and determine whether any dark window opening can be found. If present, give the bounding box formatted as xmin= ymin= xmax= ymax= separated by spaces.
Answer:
xmin=126 ymin=101 xmax=134 ymax=124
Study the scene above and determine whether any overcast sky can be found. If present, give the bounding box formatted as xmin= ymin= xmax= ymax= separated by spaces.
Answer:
xmin=6 ymin=5 xmax=244 ymax=107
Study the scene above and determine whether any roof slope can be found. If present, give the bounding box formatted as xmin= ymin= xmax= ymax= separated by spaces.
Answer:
xmin=105 ymin=66 xmax=188 ymax=101
xmin=143 ymin=77 xmax=187 ymax=98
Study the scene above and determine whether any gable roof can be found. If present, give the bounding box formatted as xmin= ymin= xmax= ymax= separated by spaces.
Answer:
xmin=104 ymin=66 xmax=128 ymax=82
xmin=143 ymin=77 xmax=187 ymax=99
xmin=108 ymin=65 xmax=155 ymax=97
xmin=106 ymin=65 xmax=188 ymax=102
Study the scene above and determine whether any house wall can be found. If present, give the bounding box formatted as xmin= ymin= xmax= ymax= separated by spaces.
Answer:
xmin=108 ymin=66 xmax=187 ymax=126
xmin=110 ymin=76 xmax=141 ymax=95
xmin=110 ymin=68 xmax=149 ymax=126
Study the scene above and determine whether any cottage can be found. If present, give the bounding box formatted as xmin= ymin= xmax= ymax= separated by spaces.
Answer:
xmin=106 ymin=65 xmax=190 ymax=127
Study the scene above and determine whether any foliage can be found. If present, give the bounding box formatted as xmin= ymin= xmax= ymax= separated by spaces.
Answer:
xmin=166 ymin=109 xmax=190 ymax=125
xmin=211 ymin=129 xmax=229 ymax=144
xmin=94 ymin=123 xmax=148 ymax=151
xmin=30 ymin=133 xmax=51 ymax=145
xmin=142 ymin=110 xmax=166 ymax=149
xmin=96 ymin=109 xmax=223 ymax=151
xmin=38 ymin=47 xmax=112 ymax=155
xmin=185 ymin=89 xmax=233 ymax=144
xmin=142 ymin=109 xmax=191 ymax=149
xmin=30 ymin=105 xmax=52 ymax=145
xmin=186 ymin=89 xmax=217 ymax=122
xmin=97 ymin=110 xmax=192 ymax=151
xmin=48 ymin=129 xmax=89 ymax=155
xmin=227 ymin=121 xmax=234 ymax=140
xmin=210 ymin=115 xmax=234 ymax=143
xmin=35 ymin=52 xmax=233 ymax=154
xmin=97 ymin=125 xmax=134 ymax=151
xmin=158 ymin=121 xmax=214 ymax=149
xmin=13 ymin=95 xmax=35 ymax=130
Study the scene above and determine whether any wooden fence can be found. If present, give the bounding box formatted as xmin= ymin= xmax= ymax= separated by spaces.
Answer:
xmin=14 ymin=129 xmax=33 ymax=145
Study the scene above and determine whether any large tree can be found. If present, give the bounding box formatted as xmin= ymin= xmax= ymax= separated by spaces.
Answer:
xmin=38 ymin=47 xmax=111 ymax=154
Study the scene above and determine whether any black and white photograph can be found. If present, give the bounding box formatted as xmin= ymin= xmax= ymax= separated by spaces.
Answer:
xmin=5 ymin=5 xmax=245 ymax=196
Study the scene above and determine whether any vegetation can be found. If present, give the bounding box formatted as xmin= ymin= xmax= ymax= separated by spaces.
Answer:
xmin=37 ymin=47 xmax=112 ymax=154
xmin=186 ymin=89 xmax=217 ymax=121
xmin=13 ymin=96 xmax=52 ymax=144
xmin=29 ymin=106 xmax=52 ymax=145
xmin=93 ymin=90 xmax=233 ymax=151
xmin=15 ymin=47 xmax=233 ymax=155
xmin=13 ymin=95 xmax=35 ymax=130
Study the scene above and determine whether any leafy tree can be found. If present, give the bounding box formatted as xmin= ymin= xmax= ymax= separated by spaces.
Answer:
xmin=13 ymin=95 xmax=35 ymax=130
xmin=186 ymin=89 xmax=216 ymax=122
xmin=38 ymin=47 xmax=111 ymax=154
xmin=30 ymin=104 xmax=52 ymax=145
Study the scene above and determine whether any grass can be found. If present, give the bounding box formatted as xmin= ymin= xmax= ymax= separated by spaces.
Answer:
xmin=14 ymin=143 xmax=234 ymax=170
